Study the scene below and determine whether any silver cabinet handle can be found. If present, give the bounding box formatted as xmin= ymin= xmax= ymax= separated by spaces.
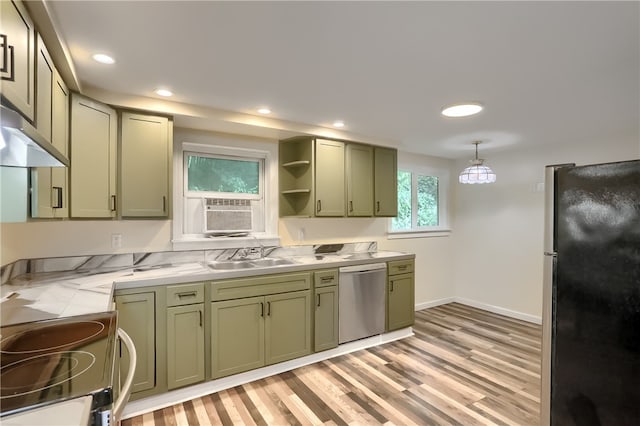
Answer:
xmin=113 ymin=328 xmax=136 ymax=423
xmin=53 ymin=186 xmax=63 ymax=209
xmin=0 ymin=34 xmax=15 ymax=82
xmin=177 ymin=292 xmax=196 ymax=299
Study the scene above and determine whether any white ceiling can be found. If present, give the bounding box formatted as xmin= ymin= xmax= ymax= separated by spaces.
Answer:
xmin=47 ymin=1 xmax=639 ymax=159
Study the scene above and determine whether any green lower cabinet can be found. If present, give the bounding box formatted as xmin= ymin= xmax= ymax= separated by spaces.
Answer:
xmin=386 ymin=273 xmax=415 ymax=331
xmin=265 ymin=290 xmax=312 ymax=365
xmin=167 ymin=303 xmax=205 ymax=390
xmin=314 ymin=286 xmax=339 ymax=352
xmin=115 ymin=292 xmax=156 ymax=393
xmin=211 ymin=296 xmax=265 ymax=378
xmin=211 ymin=290 xmax=311 ymax=379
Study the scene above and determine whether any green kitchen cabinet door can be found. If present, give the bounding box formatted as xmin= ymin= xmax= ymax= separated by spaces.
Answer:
xmin=374 ymin=147 xmax=398 ymax=217
xmin=265 ymin=290 xmax=312 ymax=365
xmin=167 ymin=303 xmax=205 ymax=390
xmin=1 ymin=0 xmax=36 ymax=120
xmin=314 ymin=286 xmax=339 ymax=352
xmin=70 ymin=94 xmax=117 ymax=218
xmin=32 ymin=55 xmax=69 ymax=219
xmin=211 ymin=297 xmax=265 ymax=378
xmin=346 ymin=144 xmax=374 ymax=216
xmin=115 ymin=292 xmax=156 ymax=393
xmin=120 ymin=112 xmax=171 ymax=217
xmin=315 ymin=139 xmax=345 ymax=216
xmin=386 ymin=273 xmax=415 ymax=331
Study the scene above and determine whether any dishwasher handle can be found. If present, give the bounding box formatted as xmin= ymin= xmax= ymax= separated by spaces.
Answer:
xmin=339 ymin=263 xmax=387 ymax=274
xmin=113 ymin=328 xmax=137 ymax=423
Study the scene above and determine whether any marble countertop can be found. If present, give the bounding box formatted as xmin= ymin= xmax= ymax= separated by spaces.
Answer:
xmin=1 ymin=250 xmax=413 ymax=327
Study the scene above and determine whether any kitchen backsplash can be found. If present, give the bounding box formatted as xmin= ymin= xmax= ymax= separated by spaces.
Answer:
xmin=0 ymin=242 xmax=377 ymax=285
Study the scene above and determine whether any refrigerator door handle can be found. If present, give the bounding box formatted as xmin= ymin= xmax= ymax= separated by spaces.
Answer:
xmin=544 ymin=252 xmax=557 ymax=257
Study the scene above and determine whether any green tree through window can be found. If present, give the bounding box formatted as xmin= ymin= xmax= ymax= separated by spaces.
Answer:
xmin=187 ymin=155 xmax=259 ymax=194
xmin=392 ymin=171 xmax=439 ymax=230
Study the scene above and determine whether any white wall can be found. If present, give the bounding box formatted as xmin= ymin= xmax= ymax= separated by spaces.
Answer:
xmin=1 ymin=220 xmax=171 ymax=265
xmin=451 ymin=138 xmax=640 ymax=320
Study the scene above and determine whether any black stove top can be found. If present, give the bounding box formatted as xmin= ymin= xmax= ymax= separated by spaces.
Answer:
xmin=0 ymin=311 xmax=117 ymax=417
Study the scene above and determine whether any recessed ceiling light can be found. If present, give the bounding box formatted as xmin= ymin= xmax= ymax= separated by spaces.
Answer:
xmin=333 ymin=120 xmax=345 ymax=128
xmin=257 ymin=108 xmax=271 ymax=115
xmin=155 ymin=89 xmax=173 ymax=97
xmin=441 ymin=103 xmax=483 ymax=118
xmin=92 ymin=53 xmax=115 ymax=64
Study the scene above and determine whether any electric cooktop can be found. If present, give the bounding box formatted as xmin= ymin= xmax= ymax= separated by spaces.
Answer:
xmin=0 ymin=311 xmax=117 ymax=418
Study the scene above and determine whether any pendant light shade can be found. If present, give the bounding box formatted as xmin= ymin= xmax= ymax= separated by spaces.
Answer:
xmin=459 ymin=142 xmax=496 ymax=184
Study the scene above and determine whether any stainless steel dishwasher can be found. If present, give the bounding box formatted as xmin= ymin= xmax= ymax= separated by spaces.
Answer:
xmin=339 ymin=262 xmax=387 ymax=344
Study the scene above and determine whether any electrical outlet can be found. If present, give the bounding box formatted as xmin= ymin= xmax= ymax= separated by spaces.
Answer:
xmin=111 ymin=234 xmax=122 ymax=249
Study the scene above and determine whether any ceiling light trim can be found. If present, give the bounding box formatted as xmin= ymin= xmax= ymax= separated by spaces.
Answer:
xmin=441 ymin=102 xmax=483 ymax=118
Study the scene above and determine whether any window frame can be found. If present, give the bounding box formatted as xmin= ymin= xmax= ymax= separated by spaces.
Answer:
xmin=172 ymin=138 xmax=280 ymax=250
xmin=388 ymin=164 xmax=451 ymax=239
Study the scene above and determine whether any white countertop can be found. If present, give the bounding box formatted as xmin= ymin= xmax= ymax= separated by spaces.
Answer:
xmin=0 ymin=251 xmax=413 ymax=326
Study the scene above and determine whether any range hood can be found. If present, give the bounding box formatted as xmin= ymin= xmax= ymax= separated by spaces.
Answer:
xmin=0 ymin=105 xmax=69 ymax=167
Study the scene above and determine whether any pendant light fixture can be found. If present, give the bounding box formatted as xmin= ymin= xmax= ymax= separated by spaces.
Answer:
xmin=459 ymin=141 xmax=496 ymax=184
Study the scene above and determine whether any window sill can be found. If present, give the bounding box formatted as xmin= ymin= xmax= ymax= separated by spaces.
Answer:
xmin=172 ymin=235 xmax=281 ymax=251
xmin=387 ymin=229 xmax=451 ymax=239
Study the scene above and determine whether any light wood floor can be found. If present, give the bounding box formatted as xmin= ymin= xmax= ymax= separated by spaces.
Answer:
xmin=122 ymin=303 xmax=542 ymax=425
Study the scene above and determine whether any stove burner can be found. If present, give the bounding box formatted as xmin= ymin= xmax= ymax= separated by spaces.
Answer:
xmin=0 ymin=351 xmax=96 ymax=399
xmin=0 ymin=321 xmax=105 ymax=354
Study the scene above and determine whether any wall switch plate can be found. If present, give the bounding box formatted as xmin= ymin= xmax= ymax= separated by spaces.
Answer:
xmin=111 ymin=234 xmax=122 ymax=249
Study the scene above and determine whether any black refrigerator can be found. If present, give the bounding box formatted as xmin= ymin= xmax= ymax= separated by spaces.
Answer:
xmin=541 ymin=159 xmax=640 ymax=425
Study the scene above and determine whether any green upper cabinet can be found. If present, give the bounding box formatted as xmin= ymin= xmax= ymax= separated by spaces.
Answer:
xmin=31 ymin=35 xmax=69 ymax=218
xmin=279 ymin=137 xmax=397 ymax=218
xmin=70 ymin=94 xmax=117 ymax=218
xmin=315 ymin=139 xmax=345 ymax=216
xmin=374 ymin=147 xmax=398 ymax=217
xmin=0 ymin=0 xmax=36 ymax=121
xmin=120 ymin=112 xmax=172 ymax=218
xmin=115 ymin=291 xmax=156 ymax=394
xmin=346 ymin=144 xmax=373 ymax=216
xmin=386 ymin=259 xmax=415 ymax=332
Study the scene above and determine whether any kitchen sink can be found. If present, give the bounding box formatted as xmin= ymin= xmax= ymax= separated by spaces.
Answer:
xmin=207 ymin=258 xmax=294 ymax=270
xmin=250 ymin=258 xmax=294 ymax=267
xmin=208 ymin=261 xmax=254 ymax=270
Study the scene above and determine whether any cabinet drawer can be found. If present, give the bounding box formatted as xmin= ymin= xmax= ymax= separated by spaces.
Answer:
xmin=388 ymin=260 xmax=414 ymax=276
xmin=211 ymin=272 xmax=311 ymax=301
xmin=167 ymin=283 xmax=204 ymax=306
xmin=314 ymin=269 xmax=338 ymax=288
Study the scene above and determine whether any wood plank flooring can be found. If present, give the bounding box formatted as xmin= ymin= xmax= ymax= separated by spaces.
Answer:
xmin=122 ymin=303 xmax=542 ymax=425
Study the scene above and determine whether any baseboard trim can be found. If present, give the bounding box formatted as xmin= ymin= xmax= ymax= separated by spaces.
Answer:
xmin=415 ymin=297 xmax=455 ymax=311
xmin=451 ymin=297 xmax=542 ymax=324
xmin=122 ymin=327 xmax=414 ymax=419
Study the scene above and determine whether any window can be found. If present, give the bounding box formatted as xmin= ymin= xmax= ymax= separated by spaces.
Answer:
xmin=185 ymin=153 xmax=261 ymax=198
xmin=390 ymin=166 xmax=450 ymax=237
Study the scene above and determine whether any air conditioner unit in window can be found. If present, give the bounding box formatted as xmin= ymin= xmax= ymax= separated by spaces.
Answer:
xmin=203 ymin=198 xmax=252 ymax=235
